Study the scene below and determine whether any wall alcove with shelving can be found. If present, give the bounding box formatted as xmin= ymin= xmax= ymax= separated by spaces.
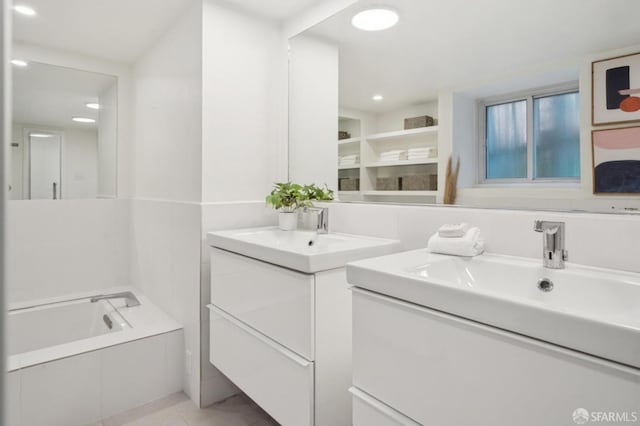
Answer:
xmin=337 ymin=102 xmax=439 ymax=203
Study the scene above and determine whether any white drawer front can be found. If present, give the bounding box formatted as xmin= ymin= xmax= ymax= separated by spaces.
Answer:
xmin=209 ymin=305 xmax=314 ymax=426
xmin=351 ymin=387 xmax=420 ymax=426
xmin=352 ymin=289 xmax=640 ymax=426
xmin=210 ymin=248 xmax=314 ymax=359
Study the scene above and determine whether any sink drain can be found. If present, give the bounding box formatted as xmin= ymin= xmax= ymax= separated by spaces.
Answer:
xmin=537 ymin=278 xmax=554 ymax=292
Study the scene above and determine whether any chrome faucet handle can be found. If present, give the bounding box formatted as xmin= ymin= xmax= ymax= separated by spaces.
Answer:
xmin=533 ymin=220 xmax=567 ymax=269
xmin=304 ymin=206 xmax=329 ymax=234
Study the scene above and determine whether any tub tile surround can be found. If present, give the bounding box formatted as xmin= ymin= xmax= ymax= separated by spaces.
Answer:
xmin=6 ymin=199 xmax=129 ymax=304
xmin=325 ymin=202 xmax=640 ymax=274
xmin=9 ymin=331 xmax=183 ymax=426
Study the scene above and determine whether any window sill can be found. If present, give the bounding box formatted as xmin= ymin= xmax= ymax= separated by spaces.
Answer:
xmin=473 ymin=181 xmax=581 ymax=189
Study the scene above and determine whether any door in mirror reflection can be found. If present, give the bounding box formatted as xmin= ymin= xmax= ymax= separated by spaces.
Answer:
xmin=29 ymin=133 xmax=62 ymax=200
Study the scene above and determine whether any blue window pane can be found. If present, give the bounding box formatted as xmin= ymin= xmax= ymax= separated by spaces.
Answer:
xmin=486 ymin=100 xmax=527 ymax=179
xmin=533 ymin=92 xmax=580 ymax=178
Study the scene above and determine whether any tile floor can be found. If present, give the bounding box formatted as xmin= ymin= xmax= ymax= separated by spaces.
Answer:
xmin=92 ymin=392 xmax=279 ymax=426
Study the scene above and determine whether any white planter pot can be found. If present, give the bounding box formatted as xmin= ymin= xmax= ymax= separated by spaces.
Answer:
xmin=278 ymin=211 xmax=298 ymax=231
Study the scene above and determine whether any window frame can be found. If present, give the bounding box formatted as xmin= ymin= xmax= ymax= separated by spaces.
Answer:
xmin=477 ymin=82 xmax=580 ymax=185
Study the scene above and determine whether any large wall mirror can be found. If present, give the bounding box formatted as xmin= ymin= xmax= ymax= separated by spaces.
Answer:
xmin=289 ymin=0 xmax=640 ymax=213
xmin=10 ymin=60 xmax=117 ymax=200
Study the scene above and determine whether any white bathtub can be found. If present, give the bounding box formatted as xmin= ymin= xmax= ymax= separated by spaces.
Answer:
xmin=7 ymin=287 xmax=184 ymax=426
xmin=8 ymin=298 xmax=128 ymax=357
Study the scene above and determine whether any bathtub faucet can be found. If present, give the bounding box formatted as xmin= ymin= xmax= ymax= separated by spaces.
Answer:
xmin=90 ymin=291 xmax=141 ymax=307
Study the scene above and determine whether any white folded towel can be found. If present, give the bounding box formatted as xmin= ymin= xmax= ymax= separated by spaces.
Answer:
xmin=428 ymin=227 xmax=485 ymax=257
xmin=438 ymin=222 xmax=470 ymax=238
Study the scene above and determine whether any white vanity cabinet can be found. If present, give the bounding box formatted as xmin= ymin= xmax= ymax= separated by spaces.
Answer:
xmin=208 ymin=247 xmax=353 ymax=426
xmin=350 ymin=288 xmax=640 ymax=426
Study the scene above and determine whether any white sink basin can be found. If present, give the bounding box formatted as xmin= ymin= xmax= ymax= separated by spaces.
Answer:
xmin=207 ymin=227 xmax=400 ymax=273
xmin=347 ymin=249 xmax=640 ymax=369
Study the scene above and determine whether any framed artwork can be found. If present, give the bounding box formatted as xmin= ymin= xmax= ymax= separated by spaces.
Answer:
xmin=592 ymin=52 xmax=640 ymax=126
xmin=592 ymin=126 xmax=640 ymax=194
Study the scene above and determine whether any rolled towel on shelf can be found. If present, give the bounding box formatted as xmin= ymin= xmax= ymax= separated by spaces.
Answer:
xmin=438 ymin=222 xmax=469 ymax=238
xmin=379 ymin=150 xmax=407 ymax=161
xmin=428 ymin=227 xmax=485 ymax=257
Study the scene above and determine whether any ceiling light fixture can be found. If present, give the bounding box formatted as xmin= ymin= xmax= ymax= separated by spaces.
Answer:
xmin=11 ymin=59 xmax=28 ymax=67
xmin=85 ymin=103 xmax=101 ymax=110
xmin=352 ymin=8 xmax=399 ymax=31
xmin=372 ymin=94 xmax=384 ymax=101
xmin=13 ymin=5 xmax=36 ymax=16
xmin=30 ymin=133 xmax=53 ymax=138
xmin=72 ymin=117 xmax=96 ymax=124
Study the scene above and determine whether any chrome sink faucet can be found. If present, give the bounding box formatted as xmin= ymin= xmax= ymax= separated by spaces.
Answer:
xmin=304 ymin=206 xmax=329 ymax=234
xmin=90 ymin=291 xmax=141 ymax=307
xmin=534 ymin=220 xmax=568 ymax=269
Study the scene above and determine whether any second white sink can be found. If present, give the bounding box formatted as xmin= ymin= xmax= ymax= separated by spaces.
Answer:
xmin=207 ymin=226 xmax=400 ymax=273
xmin=347 ymin=249 xmax=640 ymax=369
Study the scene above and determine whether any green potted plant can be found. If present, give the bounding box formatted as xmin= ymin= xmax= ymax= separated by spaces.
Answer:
xmin=301 ymin=184 xmax=334 ymax=202
xmin=265 ymin=182 xmax=310 ymax=230
xmin=266 ymin=183 xmax=334 ymax=230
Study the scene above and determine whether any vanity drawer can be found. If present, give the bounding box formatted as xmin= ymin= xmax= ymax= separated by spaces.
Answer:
xmin=350 ymin=387 xmax=420 ymax=426
xmin=352 ymin=288 xmax=640 ymax=426
xmin=210 ymin=248 xmax=314 ymax=359
xmin=209 ymin=305 xmax=314 ymax=426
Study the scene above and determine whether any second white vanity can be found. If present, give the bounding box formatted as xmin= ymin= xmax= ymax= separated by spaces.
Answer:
xmin=346 ymin=249 xmax=640 ymax=426
xmin=206 ymin=227 xmax=399 ymax=426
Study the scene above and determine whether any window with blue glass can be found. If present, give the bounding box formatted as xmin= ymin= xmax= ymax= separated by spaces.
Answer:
xmin=483 ymin=89 xmax=580 ymax=182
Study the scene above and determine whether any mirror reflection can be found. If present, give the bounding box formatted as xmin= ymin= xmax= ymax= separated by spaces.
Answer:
xmin=10 ymin=61 xmax=117 ymax=200
xmin=288 ymin=0 xmax=640 ymax=212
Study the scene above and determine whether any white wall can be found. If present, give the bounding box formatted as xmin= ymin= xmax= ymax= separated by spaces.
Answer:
xmin=201 ymin=0 xmax=282 ymax=202
xmin=2 ymin=3 xmax=11 ymax=422
xmin=374 ymin=102 xmax=438 ymax=134
xmin=98 ymin=82 xmax=117 ymax=198
xmin=129 ymin=1 xmax=203 ymax=403
xmin=442 ymin=43 xmax=640 ymax=211
xmin=7 ymin=44 xmax=133 ymax=306
xmin=325 ymin=201 xmax=640 ymax=274
xmin=199 ymin=0 xmax=284 ymax=406
xmin=6 ymin=199 xmax=129 ymax=304
xmin=132 ymin=5 xmax=202 ymax=203
xmin=289 ymin=34 xmax=338 ymax=190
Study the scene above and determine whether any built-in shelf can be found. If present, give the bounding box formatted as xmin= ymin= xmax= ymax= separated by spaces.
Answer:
xmin=338 ymin=164 xmax=360 ymax=170
xmin=365 ymin=158 xmax=438 ymax=168
xmin=364 ymin=190 xmax=437 ymax=196
xmin=366 ymin=126 xmax=438 ymax=142
xmin=338 ymin=137 xmax=361 ymax=145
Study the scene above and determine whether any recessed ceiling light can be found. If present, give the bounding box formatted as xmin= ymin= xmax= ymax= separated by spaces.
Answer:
xmin=372 ymin=94 xmax=384 ymax=101
xmin=13 ymin=5 xmax=36 ymax=16
xmin=85 ymin=102 xmax=101 ymax=110
xmin=11 ymin=59 xmax=28 ymax=67
xmin=72 ymin=117 xmax=96 ymax=124
xmin=352 ymin=8 xmax=399 ymax=31
xmin=30 ymin=133 xmax=53 ymax=138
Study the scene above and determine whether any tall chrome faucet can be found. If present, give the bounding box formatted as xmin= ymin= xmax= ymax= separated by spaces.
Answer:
xmin=304 ymin=206 xmax=329 ymax=234
xmin=534 ymin=220 xmax=568 ymax=269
